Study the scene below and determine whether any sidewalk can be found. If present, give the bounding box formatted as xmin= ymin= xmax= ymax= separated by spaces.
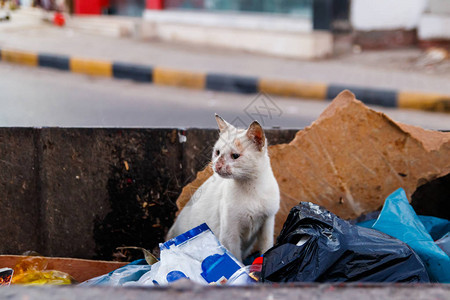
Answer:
xmin=1 ymin=8 xmax=449 ymax=111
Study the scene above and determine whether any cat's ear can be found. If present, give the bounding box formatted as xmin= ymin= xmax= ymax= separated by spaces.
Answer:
xmin=215 ymin=114 xmax=230 ymax=133
xmin=246 ymin=121 xmax=265 ymax=151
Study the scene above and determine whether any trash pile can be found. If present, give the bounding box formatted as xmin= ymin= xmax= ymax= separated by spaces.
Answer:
xmin=10 ymin=256 xmax=73 ymax=285
xmin=83 ymin=223 xmax=258 ymax=286
xmin=356 ymin=188 xmax=449 ymax=283
xmin=2 ymin=188 xmax=448 ymax=286
xmin=81 ymin=188 xmax=448 ymax=286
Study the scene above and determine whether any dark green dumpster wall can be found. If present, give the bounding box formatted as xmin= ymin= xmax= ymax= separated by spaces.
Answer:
xmin=0 ymin=128 xmax=297 ymax=260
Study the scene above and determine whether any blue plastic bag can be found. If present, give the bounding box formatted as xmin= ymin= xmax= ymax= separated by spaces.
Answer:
xmin=436 ymin=232 xmax=450 ymax=257
xmin=358 ymin=215 xmax=450 ymax=241
xmin=371 ymin=188 xmax=450 ymax=283
xmin=81 ymin=259 xmax=151 ymax=286
xmin=417 ymin=215 xmax=450 ymax=241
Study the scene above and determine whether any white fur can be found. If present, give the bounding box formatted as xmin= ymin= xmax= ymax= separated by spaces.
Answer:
xmin=166 ymin=116 xmax=280 ymax=262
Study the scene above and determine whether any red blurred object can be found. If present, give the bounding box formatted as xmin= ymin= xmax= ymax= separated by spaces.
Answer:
xmin=249 ymin=256 xmax=263 ymax=281
xmin=74 ymin=0 xmax=110 ymax=15
xmin=53 ymin=12 xmax=65 ymax=27
xmin=146 ymin=0 xmax=164 ymax=10
xmin=252 ymin=256 xmax=263 ymax=265
xmin=252 ymin=256 xmax=264 ymax=265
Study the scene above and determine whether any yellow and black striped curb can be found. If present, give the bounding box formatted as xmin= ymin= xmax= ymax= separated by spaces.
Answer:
xmin=1 ymin=48 xmax=449 ymax=113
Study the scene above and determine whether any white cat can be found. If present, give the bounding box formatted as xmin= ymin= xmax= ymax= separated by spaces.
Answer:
xmin=166 ymin=114 xmax=280 ymax=262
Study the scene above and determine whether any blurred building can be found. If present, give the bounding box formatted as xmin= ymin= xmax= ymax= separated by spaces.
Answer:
xmin=71 ymin=0 xmax=345 ymax=59
xmin=73 ymin=1 xmax=316 ymax=17
xmin=351 ymin=0 xmax=450 ymax=50
xmin=69 ymin=1 xmax=449 ymax=58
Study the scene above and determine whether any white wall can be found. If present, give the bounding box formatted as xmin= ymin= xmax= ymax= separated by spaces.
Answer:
xmin=142 ymin=10 xmax=331 ymax=59
xmin=419 ymin=14 xmax=450 ymax=39
xmin=429 ymin=0 xmax=450 ymax=14
xmin=351 ymin=0 xmax=429 ymax=30
xmin=20 ymin=0 xmax=33 ymax=6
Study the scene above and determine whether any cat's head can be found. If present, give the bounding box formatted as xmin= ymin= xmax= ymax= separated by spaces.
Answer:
xmin=212 ymin=114 xmax=267 ymax=180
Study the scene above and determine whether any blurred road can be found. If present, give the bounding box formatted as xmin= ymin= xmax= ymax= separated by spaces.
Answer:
xmin=1 ymin=63 xmax=450 ymax=130
xmin=1 ymin=8 xmax=449 ymax=95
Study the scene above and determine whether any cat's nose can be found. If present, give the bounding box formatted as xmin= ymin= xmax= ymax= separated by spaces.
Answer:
xmin=215 ymin=157 xmax=225 ymax=172
xmin=215 ymin=162 xmax=223 ymax=173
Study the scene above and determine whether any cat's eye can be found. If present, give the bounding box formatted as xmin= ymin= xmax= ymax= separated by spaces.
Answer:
xmin=215 ymin=150 xmax=220 ymax=156
xmin=231 ymin=153 xmax=240 ymax=159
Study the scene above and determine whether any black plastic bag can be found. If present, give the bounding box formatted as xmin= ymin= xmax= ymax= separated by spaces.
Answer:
xmin=262 ymin=202 xmax=430 ymax=283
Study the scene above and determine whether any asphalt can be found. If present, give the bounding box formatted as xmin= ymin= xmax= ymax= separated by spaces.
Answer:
xmin=3 ymin=63 xmax=450 ymax=129
xmin=0 ymin=7 xmax=449 ymax=113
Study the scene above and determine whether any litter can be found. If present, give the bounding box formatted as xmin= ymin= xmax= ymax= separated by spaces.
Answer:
xmin=357 ymin=215 xmax=450 ymax=241
xmin=137 ymin=223 xmax=245 ymax=285
xmin=367 ymin=188 xmax=450 ymax=283
xmin=227 ymin=256 xmax=262 ymax=285
xmin=0 ymin=268 xmax=13 ymax=286
xmin=416 ymin=216 xmax=450 ymax=241
xmin=11 ymin=256 xmax=73 ymax=285
xmin=261 ymin=202 xmax=430 ymax=283
xmin=81 ymin=259 xmax=151 ymax=286
xmin=436 ymin=233 xmax=450 ymax=257
xmin=82 ymin=223 xmax=262 ymax=286
xmin=82 ymin=192 xmax=449 ymax=286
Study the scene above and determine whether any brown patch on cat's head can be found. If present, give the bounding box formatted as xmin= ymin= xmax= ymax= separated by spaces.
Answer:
xmin=234 ymin=139 xmax=244 ymax=153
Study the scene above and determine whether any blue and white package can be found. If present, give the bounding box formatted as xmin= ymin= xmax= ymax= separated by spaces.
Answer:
xmin=138 ymin=223 xmax=244 ymax=285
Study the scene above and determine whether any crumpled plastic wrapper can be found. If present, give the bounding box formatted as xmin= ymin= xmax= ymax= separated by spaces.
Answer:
xmin=12 ymin=256 xmax=74 ymax=285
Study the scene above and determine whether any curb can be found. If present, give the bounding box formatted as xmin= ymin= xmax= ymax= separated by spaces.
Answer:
xmin=1 ymin=48 xmax=449 ymax=113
